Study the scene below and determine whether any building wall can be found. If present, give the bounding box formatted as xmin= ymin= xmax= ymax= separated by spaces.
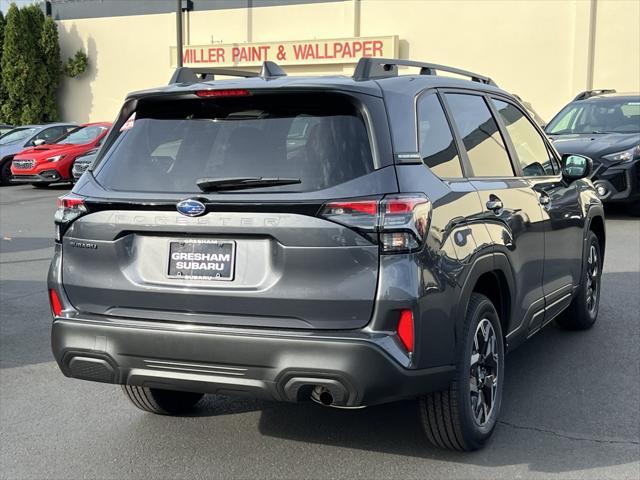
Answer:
xmin=56 ymin=0 xmax=640 ymax=124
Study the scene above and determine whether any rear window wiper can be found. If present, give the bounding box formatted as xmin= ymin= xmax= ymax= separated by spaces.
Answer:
xmin=196 ymin=176 xmax=302 ymax=192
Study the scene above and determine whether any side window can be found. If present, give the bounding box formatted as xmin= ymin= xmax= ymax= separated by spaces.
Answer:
xmin=417 ymin=93 xmax=463 ymax=178
xmin=34 ymin=127 xmax=65 ymax=144
xmin=492 ymin=99 xmax=555 ymax=176
xmin=445 ymin=93 xmax=514 ymax=177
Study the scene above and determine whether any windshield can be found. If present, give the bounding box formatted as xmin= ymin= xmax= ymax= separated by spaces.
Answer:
xmin=94 ymin=93 xmax=374 ymax=193
xmin=0 ymin=128 xmax=35 ymax=145
xmin=57 ymin=125 xmax=108 ymax=145
xmin=546 ymin=98 xmax=640 ymax=134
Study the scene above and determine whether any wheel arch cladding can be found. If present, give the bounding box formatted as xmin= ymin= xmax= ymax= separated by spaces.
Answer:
xmin=471 ymin=270 xmax=511 ymax=338
xmin=588 ymin=215 xmax=606 ymax=262
xmin=456 ymin=254 xmax=514 ymax=348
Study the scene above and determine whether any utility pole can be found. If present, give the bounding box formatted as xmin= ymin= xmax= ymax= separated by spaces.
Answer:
xmin=176 ymin=0 xmax=183 ymax=67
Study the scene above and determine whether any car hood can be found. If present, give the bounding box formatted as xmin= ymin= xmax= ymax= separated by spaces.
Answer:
xmin=14 ymin=143 xmax=88 ymax=160
xmin=548 ymin=132 xmax=640 ymax=159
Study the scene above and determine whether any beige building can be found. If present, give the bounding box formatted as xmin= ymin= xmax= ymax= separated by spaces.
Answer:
xmin=55 ymin=0 xmax=640 ymax=124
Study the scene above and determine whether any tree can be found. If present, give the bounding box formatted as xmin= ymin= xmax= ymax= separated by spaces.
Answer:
xmin=0 ymin=4 xmax=47 ymax=124
xmin=0 ymin=4 xmax=89 ymax=124
xmin=40 ymin=16 xmax=62 ymax=121
xmin=0 ymin=10 xmax=5 ymax=121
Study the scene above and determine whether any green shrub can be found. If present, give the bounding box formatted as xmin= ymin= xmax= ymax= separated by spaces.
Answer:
xmin=0 ymin=4 xmax=88 ymax=123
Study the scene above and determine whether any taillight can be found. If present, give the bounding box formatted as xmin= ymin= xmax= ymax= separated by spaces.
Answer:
xmin=397 ymin=309 xmax=414 ymax=353
xmin=319 ymin=194 xmax=431 ymax=253
xmin=49 ymin=289 xmax=63 ymax=317
xmin=54 ymin=194 xmax=87 ymax=242
xmin=196 ymin=89 xmax=251 ymax=98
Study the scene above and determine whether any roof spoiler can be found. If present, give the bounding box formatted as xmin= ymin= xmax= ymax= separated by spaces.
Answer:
xmin=573 ymin=89 xmax=616 ymax=101
xmin=353 ymin=57 xmax=497 ymax=86
xmin=169 ymin=61 xmax=286 ymax=85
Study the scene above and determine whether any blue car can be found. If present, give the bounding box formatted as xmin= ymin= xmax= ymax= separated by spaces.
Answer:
xmin=0 ymin=123 xmax=77 ymax=185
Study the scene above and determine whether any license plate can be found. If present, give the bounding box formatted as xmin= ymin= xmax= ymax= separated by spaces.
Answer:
xmin=168 ymin=239 xmax=235 ymax=281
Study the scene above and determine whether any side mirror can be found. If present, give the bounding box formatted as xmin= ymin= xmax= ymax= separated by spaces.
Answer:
xmin=33 ymin=139 xmax=46 ymax=146
xmin=562 ymin=154 xmax=592 ymax=183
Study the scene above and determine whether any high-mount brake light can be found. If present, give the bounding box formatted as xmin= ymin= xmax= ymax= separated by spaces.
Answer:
xmin=397 ymin=309 xmax=415 ymax=353
xmin=196 ymin=89 xmax=251 ymax=98
xmin=319 ymin=194 xmax=431 ymax=254
xmin=54 ymin=194 xmax=88 ymax=242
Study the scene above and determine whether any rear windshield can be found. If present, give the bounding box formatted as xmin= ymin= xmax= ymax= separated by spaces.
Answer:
xmin=94 ymin=93 xmax=374 ymax=193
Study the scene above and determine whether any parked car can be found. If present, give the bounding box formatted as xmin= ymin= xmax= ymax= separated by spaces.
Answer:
xmin=0 ymin=124 xmax=13 ymax=137
xmin=0 ymin=123 xmax=77 ymax=185
xmin=71 ymin=148 xmax=99 ymax=181
xmin=11 ymin=122 xmax=111 ymax=188
xmin=546 ymin=90 xmax=640 ymax=214
xmin=49 ymin=59 xmax=605 ymax=451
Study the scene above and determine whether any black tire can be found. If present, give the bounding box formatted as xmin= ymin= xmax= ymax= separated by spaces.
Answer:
xmin=0 ymin=159 xmax=12 ymax=185
xmin=121 ymin=385 xmax=204 ymax=415
xmin=556 ymin=230 xmax=602 ymax=330
xmin=31 ymin=183 xmax=51 ymax=189
xmin=419 ymin=293 xmax=505 ymax=451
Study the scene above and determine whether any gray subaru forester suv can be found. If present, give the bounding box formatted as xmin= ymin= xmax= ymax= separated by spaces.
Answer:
xmin=49 ymin=58 xmax=605 ymax=451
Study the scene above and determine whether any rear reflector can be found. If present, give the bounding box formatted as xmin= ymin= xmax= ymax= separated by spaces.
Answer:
xmin=196 ymin=89 xmax=251 ymax=98
xmin=397 ymin=309 xmax=414 ymax=353
xmin=49 ymin=289 xmax=62 ymax=317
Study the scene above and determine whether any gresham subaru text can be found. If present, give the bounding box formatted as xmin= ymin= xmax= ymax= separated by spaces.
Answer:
xmin=48 ymin=58 xmax=605 ymax=452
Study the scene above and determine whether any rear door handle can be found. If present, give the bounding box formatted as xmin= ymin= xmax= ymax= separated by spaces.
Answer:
xmin=486 ymin=198 xmax=503 ymax=213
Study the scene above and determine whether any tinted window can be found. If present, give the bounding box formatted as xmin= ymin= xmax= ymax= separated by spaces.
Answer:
xmin=34 ymin=126 xmax=66 ymax=143
xmin=95 ymin=93 xmax=374 ymax=193
xmin=546 ymin=98 xmax=640 ymax=134
xmin=417 ymin=94 xmax=463 ymax=178
xmin=492 ymin=99 xmax=555 ymax=176
xmin=445 ymin=94 xmax=513 ymax=177
xmin=0 ymin=128 xmax=35 ymax=145
xmin=56 ymin=125 xmax=108 ymax=145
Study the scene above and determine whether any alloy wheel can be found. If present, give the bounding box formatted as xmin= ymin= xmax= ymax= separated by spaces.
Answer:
xmin=586 ymin=244 xmax=600 ymax=314
xmin=469 ymin=319 xmax=499 ymax=426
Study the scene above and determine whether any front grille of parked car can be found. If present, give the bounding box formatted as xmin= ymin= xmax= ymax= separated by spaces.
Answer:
xmin=73 ymin=161 xmax=91 ymax=175
xmin=12 ymin=159 xmax=36 ymax=170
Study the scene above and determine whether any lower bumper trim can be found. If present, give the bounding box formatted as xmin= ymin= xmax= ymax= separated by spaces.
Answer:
xmin=52 ymin=318 xmax=454 ymax=406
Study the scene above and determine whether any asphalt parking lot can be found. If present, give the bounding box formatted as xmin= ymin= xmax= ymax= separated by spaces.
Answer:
xmin=1 ymin=184 xmax=639 ymax=480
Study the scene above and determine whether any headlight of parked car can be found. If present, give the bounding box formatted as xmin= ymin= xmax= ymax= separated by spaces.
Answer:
xmin=46 ymin=154 xmax=65 ymax=163
xmin=602 ymin=145 xmax=640 ymax=163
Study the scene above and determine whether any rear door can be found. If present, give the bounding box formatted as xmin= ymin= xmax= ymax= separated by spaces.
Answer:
xmin=63 ymin=90 xmax=397 ymax=330
xmin=442 ymin=91 xmax=546 ymax=337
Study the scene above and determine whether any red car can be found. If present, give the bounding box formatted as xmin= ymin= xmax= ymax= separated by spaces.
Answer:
xmin=11 ymin=122 xmax=111 ymax=187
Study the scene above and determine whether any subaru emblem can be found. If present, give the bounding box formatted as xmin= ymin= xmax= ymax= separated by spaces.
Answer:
xmin=176 ymin=199 xmax=206 ymax=217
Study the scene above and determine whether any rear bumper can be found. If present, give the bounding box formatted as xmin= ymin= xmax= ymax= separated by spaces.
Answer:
xmin=51 ymin=317 xmax=454 ymax=407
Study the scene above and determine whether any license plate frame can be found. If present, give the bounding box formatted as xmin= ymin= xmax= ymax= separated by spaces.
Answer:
xmin=167 ymin=239 xmax=236 ymax=281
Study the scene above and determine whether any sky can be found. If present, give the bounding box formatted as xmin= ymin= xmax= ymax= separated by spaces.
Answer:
xmin=0 ymin=0 xmax=41 ymax=14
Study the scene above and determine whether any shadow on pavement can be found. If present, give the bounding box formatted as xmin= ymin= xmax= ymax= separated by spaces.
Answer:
xmin=175 ymin=270 xmax=639 ymax=473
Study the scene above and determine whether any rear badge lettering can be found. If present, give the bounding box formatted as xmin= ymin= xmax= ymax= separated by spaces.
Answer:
xmin=70 ymin=241 xmax=98 ymax=250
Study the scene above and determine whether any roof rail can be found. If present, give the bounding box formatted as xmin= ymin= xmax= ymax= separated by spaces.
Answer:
xmin=168 ymin=61 xmax=287 ymax=85
xmin=573 ymin=89 xmax=616 ymax=101
xmin=169 ymin=67 xmax=259 ymax=84
xmin=353 ymin=57 xmax=497 ymax=86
